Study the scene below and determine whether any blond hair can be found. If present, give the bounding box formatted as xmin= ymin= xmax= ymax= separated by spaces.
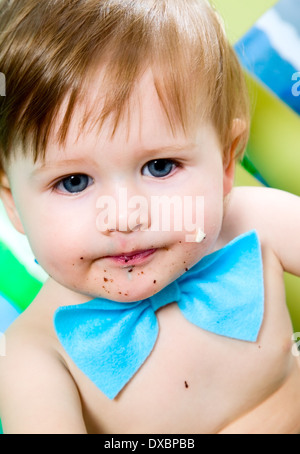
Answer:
xmin=0 ymin=0 xmax=250 ymax=168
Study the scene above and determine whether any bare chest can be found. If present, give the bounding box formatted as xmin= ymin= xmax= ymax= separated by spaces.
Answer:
xmin=69 ymin=274 xmax=296 ymax=434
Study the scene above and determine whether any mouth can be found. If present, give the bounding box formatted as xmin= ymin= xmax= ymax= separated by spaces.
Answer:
xmin=104 ymin=249 xmax=157 ymax=266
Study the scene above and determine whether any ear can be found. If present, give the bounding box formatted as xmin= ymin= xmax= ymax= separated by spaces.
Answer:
xmin=223 ymin=119 xmax=247 ymax=196
xmin=0 ymin=172 xmax=25 ymax=234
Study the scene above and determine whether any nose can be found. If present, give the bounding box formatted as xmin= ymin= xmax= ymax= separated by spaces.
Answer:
xmin=96 ymin=186 xmax=151 ymax=235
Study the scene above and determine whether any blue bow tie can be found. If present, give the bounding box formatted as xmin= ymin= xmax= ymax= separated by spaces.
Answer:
xmin=54 ymin=230 xmax=264 ymax=399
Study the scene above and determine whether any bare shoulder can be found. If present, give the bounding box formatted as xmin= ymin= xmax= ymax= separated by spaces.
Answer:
xmin=223 ymin=186 xmax=300 ymax=275
xmin=0 ymin=308 xmax=87 ymax=434
xmin=229 ymin=185 xmax=299 ymax=211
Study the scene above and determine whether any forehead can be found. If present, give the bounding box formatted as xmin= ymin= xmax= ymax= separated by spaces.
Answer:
xmin=42 ymin=69 xmax=193 ymax=162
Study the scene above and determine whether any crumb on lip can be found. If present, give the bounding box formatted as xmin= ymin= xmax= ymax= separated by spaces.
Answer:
xmin=127 ymin=267 xmax=134 ymax=281
xmin=123 ymin=264 xmax=136 ymax=270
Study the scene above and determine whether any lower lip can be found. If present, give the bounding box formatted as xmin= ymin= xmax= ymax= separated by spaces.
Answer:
xmin=107 ymin=249 xmax=157 ymax=266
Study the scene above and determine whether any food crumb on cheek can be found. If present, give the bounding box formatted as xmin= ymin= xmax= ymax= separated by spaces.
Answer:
xmin=102 ymin=285 xmax=110 ymax=294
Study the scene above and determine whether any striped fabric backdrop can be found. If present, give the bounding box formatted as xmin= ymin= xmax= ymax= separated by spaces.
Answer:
xmin=235 ymin=0 xmax=300 ymax=115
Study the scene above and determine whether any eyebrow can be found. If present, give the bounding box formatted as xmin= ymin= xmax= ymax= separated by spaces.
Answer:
xmin=135 ymin=142 xmax=197 ymax=156
xmin=30 ymin=158 xmax=90 ymax=177
xmin=31 ymin=143 xmax=196 ymax=176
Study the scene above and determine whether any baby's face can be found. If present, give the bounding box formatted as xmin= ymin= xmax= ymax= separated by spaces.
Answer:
xmin=5 ymin=71 xmax=233 ymax=303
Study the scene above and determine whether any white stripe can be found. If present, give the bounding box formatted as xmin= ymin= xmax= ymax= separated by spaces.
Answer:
xmin=256 ymin=9 xmax=300 ymax=71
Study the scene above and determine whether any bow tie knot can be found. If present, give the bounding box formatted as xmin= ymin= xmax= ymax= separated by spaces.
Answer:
xmin=54 ymin=230 xmax=264 ymax=399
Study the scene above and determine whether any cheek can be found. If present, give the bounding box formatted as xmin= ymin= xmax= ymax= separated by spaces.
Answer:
xmin=203 ymin=194 xmax=224 ymax=235
xmin=188 ymin=179 xmax=224 ymax=238
xmin=203 ymin=166 xmax=225 ymax=223
xmin=18 ymin=205 xmax=89 ymax=269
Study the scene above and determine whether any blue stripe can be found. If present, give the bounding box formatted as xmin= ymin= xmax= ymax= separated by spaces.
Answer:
xmin=235 ymin=27 xmax=300 ymax=115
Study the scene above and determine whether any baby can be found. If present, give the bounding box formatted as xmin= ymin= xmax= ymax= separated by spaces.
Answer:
xmin=0 ymin=0 xmax=300 ymax=434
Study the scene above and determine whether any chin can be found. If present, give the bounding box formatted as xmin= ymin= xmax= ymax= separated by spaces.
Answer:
xmin=110 ymin=279 xmax=165 ymax=303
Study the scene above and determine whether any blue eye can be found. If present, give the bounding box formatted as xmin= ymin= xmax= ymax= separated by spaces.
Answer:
xmin=142 ymin=159 xmax=178 ymax=178
xmin=56 ymin=174 xmax=93 ymax=194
